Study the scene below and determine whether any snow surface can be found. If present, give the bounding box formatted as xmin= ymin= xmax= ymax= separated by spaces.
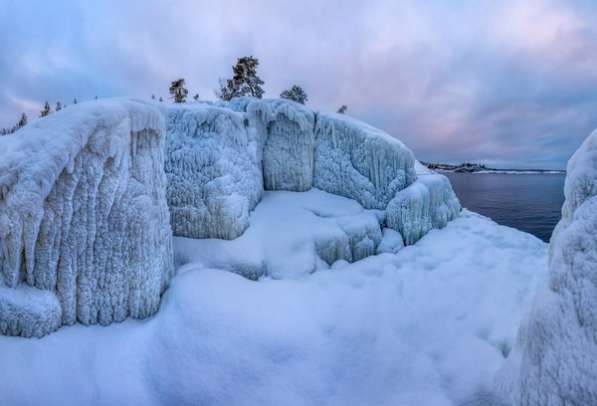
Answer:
xmin=174 ymin=189 xmax=383 ymax=279
xmin=165 ymin=105 xmax=262 ymax=239
xmin=0 ymin=210 xmax=547 ymax=406
xmin=0 ymin=99 xmax=173 ymax=337
xmin=496 ymin=129 xmax=597 ymax=405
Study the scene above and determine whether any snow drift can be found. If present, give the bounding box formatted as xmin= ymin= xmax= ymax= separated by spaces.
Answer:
xmin=0 ymin=99 xmax=174 ymax=337
xmin=496 ymin=129 xmax=597 ymax=405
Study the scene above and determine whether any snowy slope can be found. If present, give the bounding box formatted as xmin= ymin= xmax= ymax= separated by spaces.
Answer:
xmin=0 ymin=99 xmax=173 ymax=337
xmin=0 ymin=211 xmax=547 ymax=406
xmin=496 ymin=129 xmax=597 ymax=405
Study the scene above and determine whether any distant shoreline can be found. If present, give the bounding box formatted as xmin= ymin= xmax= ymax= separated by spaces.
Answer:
xmin=421 ymin=161 xmax=565 ymax=175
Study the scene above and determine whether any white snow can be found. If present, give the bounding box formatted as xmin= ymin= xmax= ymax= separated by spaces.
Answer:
xmin=0 ymin=99 xmax=173 ymax=337
xmin=0 ymin=210 xmax=547 ymax=406
xmin=314 ymin=112 xmax=417 ymax=209
xmin=496 ymin=129 xmax=597 ymax=405
xmin=165 ymin=104 xmax=263 ymax=239
xmin=174 ymin=189 xmax=383 ymax=279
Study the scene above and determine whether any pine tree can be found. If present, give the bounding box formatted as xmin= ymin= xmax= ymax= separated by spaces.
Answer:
xmin=159 ymin=96 xmax=163 ymax=102
xmin=151 ymin=94 xmax=156 ymax=100
xmin=41 ymin=101 xmax=51 ymax=117
xmin=217 ymin=56 xmax=265 ymax=100
xmin=18 ymin=113 xmax=27 ymax=128
xmin=169 ymin=79 xmax=188 ymax=103
xmin=55 ymin=101 xmax=62 ymax=112
xmin=337 ymin=105 xmax=348 ymax=114
xmin=193 ymin=93 xmax=200 ymax=101
xmin=280 ymin=85 xmax=308 ymax=104
xmin=73 ymin=98 xmax=78 ymax=105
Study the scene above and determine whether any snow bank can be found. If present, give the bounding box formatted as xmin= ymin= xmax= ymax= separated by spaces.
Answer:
xmin=247 ymin=99 xmax=315 ymax=191
xmin=174 ymin=189 xmax=383 ymax=279
xmin=0 ymin=99 xmax=174 ymax=337
xmin=0 ymin=211 xmax=548 ymax=405
xmin=314 ymin=112 xmax=417 ymax=209
xmin=165 ymin=105 xmax=262 ymax=239
xmin=386 ymin=173 xmax=461 ymax=245
xmin=496 ymin=129 xmax=597 ymax=405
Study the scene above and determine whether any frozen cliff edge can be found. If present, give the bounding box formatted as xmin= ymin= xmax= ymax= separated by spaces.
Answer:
xmin=496 ymin=129 xmax=597 ymax=405
xmin=0 ymin=99 xmax=174 ymax=337
xmin=166 ymin=98 xmax=460 ymax=247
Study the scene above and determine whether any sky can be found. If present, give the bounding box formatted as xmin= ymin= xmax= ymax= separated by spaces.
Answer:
xmin=1 ymin=0 xmax=597 ymax=169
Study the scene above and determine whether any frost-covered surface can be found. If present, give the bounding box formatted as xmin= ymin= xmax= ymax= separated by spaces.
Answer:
xmin=0 ymin=211 xmax=547 ymax=405
xmin=496 ymin=130 xmax=597 ymax=405
xmin=0 ymin=99 xmax=173 ymax=337
xmin=386 ymin=173 xmax=461 ymax=245
xmin=248 ymin=99 xmax=315 ymax=191
xmin=165 ymin=105 xmax=262 ymax=239
xmin=174 ymin=189 xmax=383 ymax=279
xmin=314 ymin=112 xmax=417 ymax=209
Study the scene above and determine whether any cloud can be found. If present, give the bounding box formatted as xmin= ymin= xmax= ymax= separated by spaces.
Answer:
xmin=1 ymin=0 xmax=596 ymax=168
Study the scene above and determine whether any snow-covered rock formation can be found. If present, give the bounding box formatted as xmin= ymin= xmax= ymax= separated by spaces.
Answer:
xmin=496 ymin=129 xmax=597 ymax=405
xmin=167 ymin=98 xmax=459 ymax=247
xmin=165 ymin=105 xmax=262 ymax=239
xmin=0 ymin=99 xmax=174 ymax=337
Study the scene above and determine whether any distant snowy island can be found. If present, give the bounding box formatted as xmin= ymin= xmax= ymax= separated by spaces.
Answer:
xmin=421 ymin=161 xmax=565 ymax=174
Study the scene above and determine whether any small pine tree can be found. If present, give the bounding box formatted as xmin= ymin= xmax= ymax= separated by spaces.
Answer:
xmin=55 ymin=101 xmax=62 ymax=112
xmin=169 ymin=79 xmax=188 ymax=103
xmin=73 ymin=98 xmax=78 ymax=104
xmin=337 ymin=105 xmax=348 ymax=114
xmin=159 ymin=96 xmax=163 ymax=102
xmin=217 ymin=56 xmax=265 ymax=100
xmin=40 ymin=101 xmax=51 ymax=117
xmin=280 ymin=85 xmax=308 ymax=104
xmin=193 ymin=93 xmax=200 ymax=101
xmin=94 ymin=96 xmax=98 ymax=100
xmin=18 ymin=113 xmax=27 ymax=128
xmin=151 ymin=94 xmax=156 ymax=100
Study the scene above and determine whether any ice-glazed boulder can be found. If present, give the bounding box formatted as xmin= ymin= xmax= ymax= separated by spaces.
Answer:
xmin=247 ymin=99 xmax=315 ymax=191
xmin=165 ymin=105 xmax=263 ymax=239
xmin=496 ymin=129 xmax=597 ymax=405
xmin=386 ymin=173 xmax=461 ymax=245
xmin=0 ymin=99 xmax=174 ymax=337
xmin=314 ymin=112 xmax=417 ymax=210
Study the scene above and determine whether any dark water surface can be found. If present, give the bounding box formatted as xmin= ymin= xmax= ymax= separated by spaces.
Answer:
xmin=444 ymin=173 xmax=565 ymax=242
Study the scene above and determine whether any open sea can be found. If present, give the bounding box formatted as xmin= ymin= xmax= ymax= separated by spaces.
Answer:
xmin=444 ymin=172 xmax=566 ymax=242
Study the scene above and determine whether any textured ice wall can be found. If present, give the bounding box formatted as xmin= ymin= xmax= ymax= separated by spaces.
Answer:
xmin=496 ymin=130 xmax=597 ymax=405
xmin=0 ymin=99 xmax=174 ymax=337
xmin=386 ymin=174 xmax=461 ymax=245
xmin=165 ymin=105 xmax=262 ymax=239
xmin=247 ymin=99 xmax=315 ymax=191
xmin=314 ymin=113 xmax=416 ymax=210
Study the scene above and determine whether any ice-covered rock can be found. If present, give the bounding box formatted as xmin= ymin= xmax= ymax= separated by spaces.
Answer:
xmin=386 ymin=173 xmax=461 ymax=245
xmin=247 ymin=99 xmax=315 ymax=191
xmin=0 ymin=99 xmax=174 ymax=337
xmin=314 ymin=112 xmax=417 ymax=209
xmin=165 ymin=105 xmax=262 ymax=239
xmin=496 ymin=129 xmax=597 ymax=405
xmin=376 ymin=228 xmax=405 ymax=254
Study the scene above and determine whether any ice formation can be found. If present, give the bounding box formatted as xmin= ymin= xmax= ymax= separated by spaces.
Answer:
xmin=0 ymin=99 xmax=174 ymax=337
xmin=247 ymin=99 xmax=315 ymax=191
xmin=314 ymin=112 xmax=417 ymax=209
xmin=386 ymin=173 xmax=461 ymax=245
xmin=496 ymin=129 xmax=597 ymax=405
xmin=165 ymin=105 xmax=262 ymax=239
